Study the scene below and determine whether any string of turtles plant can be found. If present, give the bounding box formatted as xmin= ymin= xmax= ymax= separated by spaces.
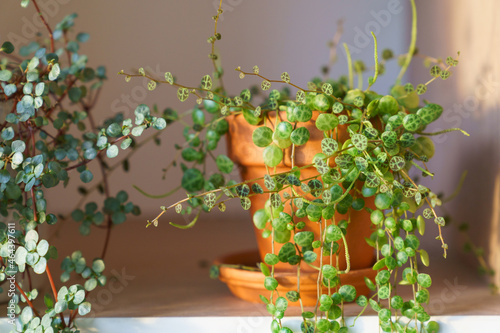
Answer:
xmin=0 ymin=1 xmax=169 ymax=332
xmin=122 ymin=1 xmax=469 ymax=332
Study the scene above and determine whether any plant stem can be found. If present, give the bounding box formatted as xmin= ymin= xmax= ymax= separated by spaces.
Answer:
xmin=85 ymin=104 xmax=113 ymax=260
xmin=211 ymin=0 xmax=225 ymax=91
xmin=418 ymin=128 xmax=469 ymax=137
xmin=343 ymin=43 xmax=354 ymax=89
xmin=396 ymin=0 xmax=417 ymax=84
xmin=32 ymin=0 xmax=55 ymax=53
xmin=367 ymin=32 xmax=379 ymax=90
xmin=16 ymin=280 xmax=41 ymax=317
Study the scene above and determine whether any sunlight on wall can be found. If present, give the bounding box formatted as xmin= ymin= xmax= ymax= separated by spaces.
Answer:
xmin=449 ymin=0 xmax=500 ymax=286
xmin=450 ymin=0 xmax=500 ymax=113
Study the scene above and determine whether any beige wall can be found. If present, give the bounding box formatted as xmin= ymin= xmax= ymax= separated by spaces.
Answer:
xmin=0 ymin=0 xmax=406 ymax=218
xmin=413 ymin=1 xmax=500 ymax=283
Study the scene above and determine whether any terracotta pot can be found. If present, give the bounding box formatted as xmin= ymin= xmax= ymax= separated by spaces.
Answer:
xmin=221 ymin=111 xmax=376 ymax=304
xmin=226 ymin=112 xmax=375 ymax=271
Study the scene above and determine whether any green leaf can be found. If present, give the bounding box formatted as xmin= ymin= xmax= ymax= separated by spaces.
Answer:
xmin=240 ymin=197 xmax=251 ymax=210
xmin=37 ymin=239 xmax=49 ymax=256
xmin=0 ymin=169 xmax=11 ymax=184
xmin=181 ymin=168 xmax=204 ymax=192
xmin=68 ymin=87 xmax=82 ymax=103
xmin=27 ymin=56 xmax=39 ymax=70
xmin=322 ymin=83 xmax=333 ymax=95
xmin=278 ymin=242 xmax=296 ymax=263
xmin=290 ymin=127 xmax=310 ymax=146
xmin=2 ymin=127 xmax=15 ymax=140
xmin=78 ymin=302 xmax=92 ymax=316
xmin=1 ymin=41 xmax=14 ymax=54
xmin=263 ymin=145 xmax=283 ymax=167
xmin=417 ymin=273 xmax=432 ymax=288
xmin=73 ymin=289 xmax=85 ymax=305
xmin=389 ymin=156 xmax=405 ymax=171
xmin=33 ymin=257 xmax=47 ymax=274
xmin=216 ymin=155 xmax=234 ymax=174
xmin=84 ymin=278 xmax=97 ymax=291
xmin=107 ymin=123 xmax=122 ymax=137
xmin=420 ymin=249 xmax=430 ymax=267
xmin=351 ymin=134 xmax=368 ymax=151
xmin=260 ymin=262 xmax=270 ymax=277
xmin=322 ymin=265 xmax=337 ymax=280
xmin=415 ymin=289 xmax=429 ymax=304
xmin=121 ymin=137 xmax=133 ymax=150
xmin=92 ymin=259 xmax=105 ymax=273
xmin=15 ymin=247 xmax=28 ymax=266
xmin=106 ymin=145 xmax=119 ymax=158
xmin=20 ymin=306 xmax=33 ymax=324
xmin=147 ymin=80 xmax=157 ymax=91
xmin=49 ymin=63 xmax=60 ymax=81
xmin=293 ymin=231 xmax=314 ymax=247
xmin=292 ymin=105 xmax=312 ymax=122
xmin=315 ymin=113 xmax=338 ymax=131
xmin=264 ymin=253 xmax=279 ymax=266
xmin=12 ymin=152 xmax=24 ymax=165
xmin=261 ymin=80 xmax=271 ymax=91
xmin=177 ymin=87 xmax=189 ymax=102
xmin=153 ymin=117 xmax=166 ymax=130
xmin=296 ymin=90 xmax=305 ymax=102
xmin=325 ymin=224 xmax=342 ymax=242
xmin=80 ymin=170 xmax=93 ymax=183
xmin=11 ymin=140 xmax=26 ymax=153
xmin=201 ymin=75 xmax=212 ymax=90
xmin=131 ymin=126 xmax=144 ymax=137
xmin=76 ymin=32 xmax=90 ymax=43
xmin=0 ymin=69 xmax=12 ymax=81
xmin=275 ymin=297 xmax=288 ymax=312
xmin=165 ymin=72 xmax=174 ymax=84
xmin=338 ymin=285 xmax=356 ymax=302
xmin=303 ymin=251 xmax=317 ymax=263
xmin=26 ymin=229 xmax=39 ymax=243
xmin=264 ymin=276 xmax=278 ymax=290
xmin=252 ymin=126 xmax=273 ymax=147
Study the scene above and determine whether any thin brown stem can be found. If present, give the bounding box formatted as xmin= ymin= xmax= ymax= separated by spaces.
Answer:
xmin=32 ymin=0 xmax=55 ymax=53
xmin=86 ymin=105 xmax=113 ymax=260
xmin=16 ymin=280 xmax=41 ymax=317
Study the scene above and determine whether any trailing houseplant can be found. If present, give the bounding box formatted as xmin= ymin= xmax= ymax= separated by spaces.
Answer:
xmin=122 ymin=0 xmax=469 ymax=332
xmin=0 ymin=1 xmax=167 ymax=332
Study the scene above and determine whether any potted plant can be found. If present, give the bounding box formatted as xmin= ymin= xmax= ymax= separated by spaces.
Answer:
xmin=122 ymin=0 xmax=468 ymax=332
xmin=0 ymin=1 xmax=165 ymax=332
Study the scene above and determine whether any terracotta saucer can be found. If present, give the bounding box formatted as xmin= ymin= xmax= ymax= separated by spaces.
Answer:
xmin=215 ymin=250 xmax=376 ymax=306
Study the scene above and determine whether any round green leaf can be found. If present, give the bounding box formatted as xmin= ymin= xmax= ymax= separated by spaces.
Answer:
xmin=351 ymin=134 xmax=368 ymax=151
xmin=216 ymin=155 xmax=234 ymax=174
xmin=80 ymin=170 xmax=93 ymax=183
xmin=338 ymin=285 xmax=356 ymax=302
xmin=293 ymin=231 xmax=314 ymax=247
xmin=78 ymin=302 xmax=92 ymax=316
xmin=106 ymin=145 xmax=119 ymax=158
xmin=292 ymin=105 xmax=312 ymax=122
xmin=181 ymin=168 xmax=204 ymax=192
xmin=252 ymin=126 xmax=273 ymax=147
xmin=263 ymin=145 xmax=283 ymax=167
xmin=316 ymin=113 xmax=339 ymax=131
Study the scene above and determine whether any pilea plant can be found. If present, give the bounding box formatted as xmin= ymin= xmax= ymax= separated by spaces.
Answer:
xmin=1 ymin=1 xmax=168 ymax=332
xmin=123 ymin=1 xmax=468 ymax=332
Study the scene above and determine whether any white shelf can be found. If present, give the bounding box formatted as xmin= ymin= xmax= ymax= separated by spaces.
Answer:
xmin=2 ymin=316 xmax=500 ymax=333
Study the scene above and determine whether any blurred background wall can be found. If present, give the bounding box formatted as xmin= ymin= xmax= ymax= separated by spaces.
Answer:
xmin=414 ymin=0 xmax=500 ymax=288
xmin=1 ymin=1 xmax=498 ymax=284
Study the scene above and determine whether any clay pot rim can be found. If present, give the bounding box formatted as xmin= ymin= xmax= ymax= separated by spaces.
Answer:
xmin=215 ymin=250 xmax=376 ymax=293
